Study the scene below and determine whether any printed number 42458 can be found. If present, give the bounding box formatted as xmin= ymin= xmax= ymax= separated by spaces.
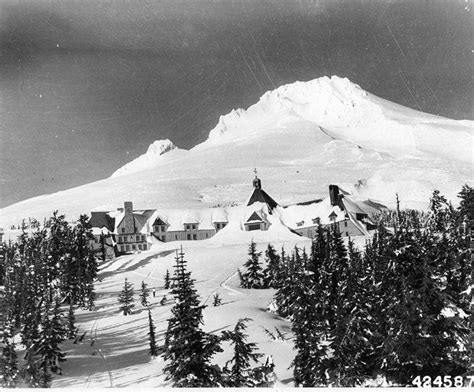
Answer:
xmin=412 ymin=375 xmax=473 ymax=387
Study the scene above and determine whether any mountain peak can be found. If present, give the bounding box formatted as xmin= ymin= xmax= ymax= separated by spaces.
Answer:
xmin=205 ymin=76 xmax=371 ymax=142
xmin=111 ymin=139 xmax=178 ymax=178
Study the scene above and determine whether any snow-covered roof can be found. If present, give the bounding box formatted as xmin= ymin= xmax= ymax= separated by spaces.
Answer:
xmin=146 ymin=208 xmax=224 ymax=232
xmin=211 ymin=208 xmax=228 ymax=223
xmin=279 ymin=197 xmax=346 ymax=229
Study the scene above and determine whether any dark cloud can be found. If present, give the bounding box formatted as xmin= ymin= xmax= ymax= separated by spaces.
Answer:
xmin=0 ymin=0 xmax=471 ymax=207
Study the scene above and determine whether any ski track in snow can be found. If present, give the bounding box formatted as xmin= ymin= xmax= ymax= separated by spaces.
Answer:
xmin=220 ymin=270 xmax=243 ymax=296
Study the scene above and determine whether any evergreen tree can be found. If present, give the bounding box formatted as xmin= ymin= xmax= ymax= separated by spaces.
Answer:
xmin=67 ymin=302 xmax=78 ymax=340
xmin=147 ymin=309 xmax=159 ymax=357
xmin=212 ymin=293 xmax=222 ymax=307
xmin=74 ymin=215 xmax=98 ymax=310
xmin=21 ymin=347 xmax=42 ymax=388
xmin=118 ymin=278 xmax=135 ymax=315
xmin=274 ymin=251 xmax=299 ymax=318
xmin=327 ymin=239 xmax=377 ymax=385
xmin=458 ymin=184 xmax=474 ymax=220
xmin=291 ymin=264 xmax=327 ymax=386
xmin=262 ymin=244 xmax=280 ymax=288
xmin=36 ymin=299 xmax=67 ymax=380
xmin=139 ymin=280 xmax=150 ymax=307
xmin=99 ymin=232 xmax=107 ymax=262
xmin=221 ymin=318 xmax=264 ymax=387
xmin=428 ymin=190 xmax=449 ymax=232
xmin=164 ymin=269 xmax=171 ymax=290
xmin=1 ymin=316 xmax=18 ymax=387
xmin=163 ymin=249 xmax=222 ymax=387
xmin=240 ymin=241 xmax=265 ymax=289
xmin=376 ymin=213 xmax=470 ymax=384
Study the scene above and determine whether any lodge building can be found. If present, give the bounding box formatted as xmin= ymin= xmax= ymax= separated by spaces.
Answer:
xmin=89 ymin=172 xmax=386 ymax=258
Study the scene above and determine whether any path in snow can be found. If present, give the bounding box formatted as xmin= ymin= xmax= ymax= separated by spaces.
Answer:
xmin=220 ymin=270 xmax=243 ymax=296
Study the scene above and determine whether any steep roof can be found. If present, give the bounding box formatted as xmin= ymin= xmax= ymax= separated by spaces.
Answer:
xmin=247 ymin=188 xmax=278 ymax=210
xmin=90 ymin=212 xmax=115 ymax=232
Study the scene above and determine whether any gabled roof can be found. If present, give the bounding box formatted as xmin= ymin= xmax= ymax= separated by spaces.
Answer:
xmin=247 ymin=188 xmax=278 ymax=210
xmin=246 ymin=211 xmax=263 ymax=223
xmin=90 ymin=212 xmax=115 ymax=232
xmin=115 ymin=209 xmax=155 ymax=234
xmin=153 ymin=217 xmax=167 ymax=226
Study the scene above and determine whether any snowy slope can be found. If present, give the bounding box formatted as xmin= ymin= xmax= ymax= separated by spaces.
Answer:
xmin=111 ymin=139 xmax=182 ymax=178
xmin=0 ymin=75 xmax=472 ymax=227
xmin=50 ymin=238 xmax=310 ymax=388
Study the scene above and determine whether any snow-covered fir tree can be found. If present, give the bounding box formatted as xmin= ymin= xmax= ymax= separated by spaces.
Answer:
xmin=164 ymin=269 xmax=171 ymax=290
xmin=1 ymin=314 xmax=18 ymax=387
xmin=67 ymin=302 xmax=78 ymax=340
xmin=36 ymin=299 xmax=67 ymax=384
xmin=262 ymin=244 xmax=280 ymax=288
xmin=240 ymin=240 xmax=265 ymax=289
xmin=147 ymin=309 xmax=159 ymax=357
xmin=118 ymin=277 xmax=135 ymax=315
xmin=139 ymin=280 xmax=150 ymax=307
xmin=163 ymin=249 xmax=222 ymax=387
xmin=221 ymin=318 xmax=273 ymax=387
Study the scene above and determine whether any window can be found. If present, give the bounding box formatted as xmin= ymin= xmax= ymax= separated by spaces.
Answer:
xmin=142 ymin=235 xmax=146 ymax=242
xmin=136 ymin=235 xmax=140 ymax=242
xmin=248 ymin=223 xmax=260 ymax=231
xmin=126 ymin=245 xmax=130 ymax=251
xmin=137 ymin=244 xmax=142 ymax=250
xmin=175 ymin=234 xmax=178 ymax=240
xmin=187 ymin=234 xmax=191 ymax=240
xmin=185 ymin=224 xmax=190 ymax=231
xmin=344 ymin=221 xmax=348 ymax=227
xmin=161 ymin=235 xmax=165 ymax=242
xmin=206 ymin=233 xmax=208 ymax=238
xmin=121 ymin=227 xmax=126 ymax=233
xmin=121 ymin=245 xmax=125 ymax=252
xmin=193 ymin=234 xmax=197 ymax=240
xmin=345 ymin=232 xmax=349 ymax=237
xmin=132 ymin=244 xmax=136 ymax=250
xmin=143 ymin=244 xmax=147 ymax=250
xmin=192 ymin=224 xmax=196 ymax=230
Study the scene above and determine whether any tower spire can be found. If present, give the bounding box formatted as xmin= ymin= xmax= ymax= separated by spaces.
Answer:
xmin=252 ymin=168 xmax=261 ymax=189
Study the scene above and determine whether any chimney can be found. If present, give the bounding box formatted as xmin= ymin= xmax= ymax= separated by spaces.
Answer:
xmin=329 ymin=185 xmax=339 ymax=206
xmin=122 ymin=201 xmax=135 ymax=234
xmin=124 ymin=201 xmax=133 ymax=214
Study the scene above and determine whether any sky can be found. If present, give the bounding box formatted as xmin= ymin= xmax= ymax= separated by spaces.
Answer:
xmin=0 ymin=0 xmax=472 ymax=208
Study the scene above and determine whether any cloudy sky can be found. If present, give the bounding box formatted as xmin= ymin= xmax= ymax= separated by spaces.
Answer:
xmin=0 ymin=0 xmax=471 ymax=207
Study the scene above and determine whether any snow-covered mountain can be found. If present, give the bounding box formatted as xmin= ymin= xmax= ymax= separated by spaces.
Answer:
xmin=1 ymin=76 xmax=472 ymax=227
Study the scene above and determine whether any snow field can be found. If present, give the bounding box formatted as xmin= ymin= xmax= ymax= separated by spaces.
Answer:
xmin=50 ymin=238 xmax=310 ymax=388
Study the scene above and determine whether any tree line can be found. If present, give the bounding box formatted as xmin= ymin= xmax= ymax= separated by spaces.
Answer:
xmin=0 ymin=212 xmax=98 ymax=387
xmin=238 ymin=186 xmax=473 ymax=386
